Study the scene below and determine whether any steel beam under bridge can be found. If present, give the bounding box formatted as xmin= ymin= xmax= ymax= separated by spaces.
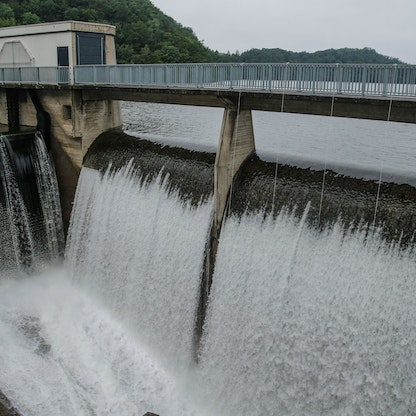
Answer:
xmin=77 ymin=85 xmax=416 ymax=124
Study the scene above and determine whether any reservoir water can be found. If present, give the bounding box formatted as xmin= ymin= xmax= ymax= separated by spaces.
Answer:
xmin=1 ymin=103 xmax=416 ymax=415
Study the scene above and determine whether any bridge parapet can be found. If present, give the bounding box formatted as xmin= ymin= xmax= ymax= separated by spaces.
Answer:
xmin=74 ymin=63 xmax=416 ymax=98
xmin=1 ymin=63 xmax=416 ymax=99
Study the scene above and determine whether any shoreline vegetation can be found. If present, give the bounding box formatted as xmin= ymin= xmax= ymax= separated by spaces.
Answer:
xmin=0 ymin=0 xmax=404 ymax=65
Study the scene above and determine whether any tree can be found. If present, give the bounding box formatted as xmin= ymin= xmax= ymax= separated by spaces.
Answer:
xmin=21 ymin=12 xmax=41 ymax=24
xmin=37 ymin=0 xmax=66 ymax=22
xmin=152 ymin=44 xmax=182 ymax=63
xmin=0 ymin=3 xmax=16 ymax=27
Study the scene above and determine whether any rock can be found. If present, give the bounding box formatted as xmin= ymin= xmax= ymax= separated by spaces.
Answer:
xmin=0 ymin=391 xmax=20 ymax=416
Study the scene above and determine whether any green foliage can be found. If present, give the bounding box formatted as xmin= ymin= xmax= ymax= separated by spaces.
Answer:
xmin=0 ymin=0 xmax=404 ymax=64
xmin=236 ymin=47 xmax=403 ymax=64
xmin=21 ymin=12 xmax=41 ymax=24
xmin=0 ymin=3 xmax=16 ymax=27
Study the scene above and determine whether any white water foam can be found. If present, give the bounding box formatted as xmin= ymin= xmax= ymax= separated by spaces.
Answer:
xmin=0 ymin=136 xmax=34 ymax=274
xmin=2 ymin=158 xmax=416 ymax=415
xmin=31 ymin=132 xmax=65 ymax=260
xmin=0 ymin=161 xmax=216 ymax=416
xmin=0 ymin=133 xmax=64 ymax=277
xmin=197 ymin=208 xmax=416 ymax=415
xmin=66 ymin=164 xmax=213 ymax=369
xmin=0 ymin=270 xmax=209 ymax=416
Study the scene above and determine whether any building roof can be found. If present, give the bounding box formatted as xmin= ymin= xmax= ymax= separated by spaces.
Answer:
xmin=0 ymin=21 xmax=116 ymax=39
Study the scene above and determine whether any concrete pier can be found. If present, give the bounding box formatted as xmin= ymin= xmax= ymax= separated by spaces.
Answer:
xmin=194 ymin=106 xmax=255 ymax=357
xmin=214 ymin=107 xmax=256 ymax=232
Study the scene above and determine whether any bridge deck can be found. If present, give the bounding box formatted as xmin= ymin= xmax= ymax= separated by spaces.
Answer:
xmin=1 ymin=63 xmax=416 ymax=123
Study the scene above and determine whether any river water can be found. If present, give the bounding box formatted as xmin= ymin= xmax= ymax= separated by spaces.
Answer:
xmin=122 ymin=101 xmax=416 ymax=184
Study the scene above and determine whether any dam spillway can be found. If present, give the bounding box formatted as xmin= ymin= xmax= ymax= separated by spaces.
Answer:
xmin=0 ymin=132 xmax=64 ymax=277
xmin=1 ymin=104 xmax=416 ymax=415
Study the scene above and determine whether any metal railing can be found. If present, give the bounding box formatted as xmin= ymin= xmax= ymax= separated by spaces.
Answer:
xmin=74 ymin=63 xmax=416 ymax=97
xmin=1 ymin=63 xmax=416 ymax=98
xmin=0 ymin=66 xmax=70 ymax=85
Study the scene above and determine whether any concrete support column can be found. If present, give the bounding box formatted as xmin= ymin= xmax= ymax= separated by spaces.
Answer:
xmin=214 ymin=106 xmax=256 ymax=232
xmin=194 ymin=106 xmax=255 ymax=359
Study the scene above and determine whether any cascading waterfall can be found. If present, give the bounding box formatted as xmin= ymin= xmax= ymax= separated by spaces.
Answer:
xmin=0 ymin=134 xmax=35 ymax=274
xmin=31 ymin=132 xmax=65 ymax=260
xmin=64 ymin=155 xmax=416 ymax=415
xmin=0 ymin=132 xmax=64 ymax=277
xmin=196 ymin=210 xmax=416 ymax=415
xmin=0 ymin=160 xmax=215 ymax=416
xmin=66 ymin=163 xmax=213 ymax=369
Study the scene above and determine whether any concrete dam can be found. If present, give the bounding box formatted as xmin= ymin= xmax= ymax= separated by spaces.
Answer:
xmin=1 ymin=20 xmax=416 ymax=416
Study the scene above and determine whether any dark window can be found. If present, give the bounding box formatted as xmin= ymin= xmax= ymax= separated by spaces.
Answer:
xmin=57 ymin=46 xmax=69 ymax=66
xmin=76 ymin=32 xmax=105 ymax=65
xmin=63 ymin=105 xmax=72 ymax=120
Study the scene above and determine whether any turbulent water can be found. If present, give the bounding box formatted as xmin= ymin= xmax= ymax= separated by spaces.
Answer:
xmin=0 ymin=271 xmax=207 ymax=416
xmin=197 ymin=212 xmax=416 ymax=415
xmin=1 ymin=162 xmax=416 ymax=415
xmin=0 ymin=133 xmax=64 ymax=277
xmin=66 ymin=164 xmax=213 ymax=368
xmin=1 ymin=104 xmax=416 ymax=415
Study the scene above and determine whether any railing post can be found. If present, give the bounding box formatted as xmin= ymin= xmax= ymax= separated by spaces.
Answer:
xmin=268 ymin=64 xmax=272 ymax=91
xmin=382 ymin=66 xmax=389 ymax=96
xmin=240 ymin=63 xmax=244 ymax=89
xmin=284 ymin=62 xmax=289 ymax=90
xmin=392 ymin=64 xmax=398 ymax=96
xmin=312 ymin=65 xmax=316 ymax=94
xmin=297 ymin=65 xmax=302 ymax=91
xmin=336 ymin=64 xmax=343 ymax=94
xmin=196 ymin=64 xmax=200 ymax=88
xmin=361 ymin=66 xmax=367 ymax=96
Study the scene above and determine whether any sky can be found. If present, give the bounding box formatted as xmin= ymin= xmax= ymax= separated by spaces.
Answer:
xmin=150 ymin=0 xmax=416 ymax=64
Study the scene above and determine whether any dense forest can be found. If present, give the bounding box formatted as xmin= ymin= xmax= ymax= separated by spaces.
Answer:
xmin=0 ymin=0 xmax=404 ymax=64
xmin=236 ymin=47 xmax=402 ymax=64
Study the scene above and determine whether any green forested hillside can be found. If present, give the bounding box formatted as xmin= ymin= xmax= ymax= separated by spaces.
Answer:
xmin=0 ymin=0 xmax=217 ymax=63
xmin=235 ymin=47 xmax=403 ymax=64
xmin=0 ymin=0 xmax=405 ymax=64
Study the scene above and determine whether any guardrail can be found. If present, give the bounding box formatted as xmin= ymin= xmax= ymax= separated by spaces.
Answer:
xmin=74 ymin=63 xmax=416 ymax=97
xmin=0 ymin=66 xmax=70 ymax=85
xmin=1 ymin=63 xmax=416 ymax=98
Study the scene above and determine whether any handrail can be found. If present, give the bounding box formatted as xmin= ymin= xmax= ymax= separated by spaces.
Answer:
xmin=1 ymin=63 xmax=416 ymax=98
xmin=0 ymin=66 xmax=70 ymax=85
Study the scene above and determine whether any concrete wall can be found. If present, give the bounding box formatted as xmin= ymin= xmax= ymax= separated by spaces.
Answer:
xmin=0 ymin=21 xmax=117 ymax=68
xmin=0 ymin=87 xmax=122 ymax=228
xmin=214 ymin=107 xmax=255 ymax=231
xmin=0 ymin=33 xmax=73 ymax=67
